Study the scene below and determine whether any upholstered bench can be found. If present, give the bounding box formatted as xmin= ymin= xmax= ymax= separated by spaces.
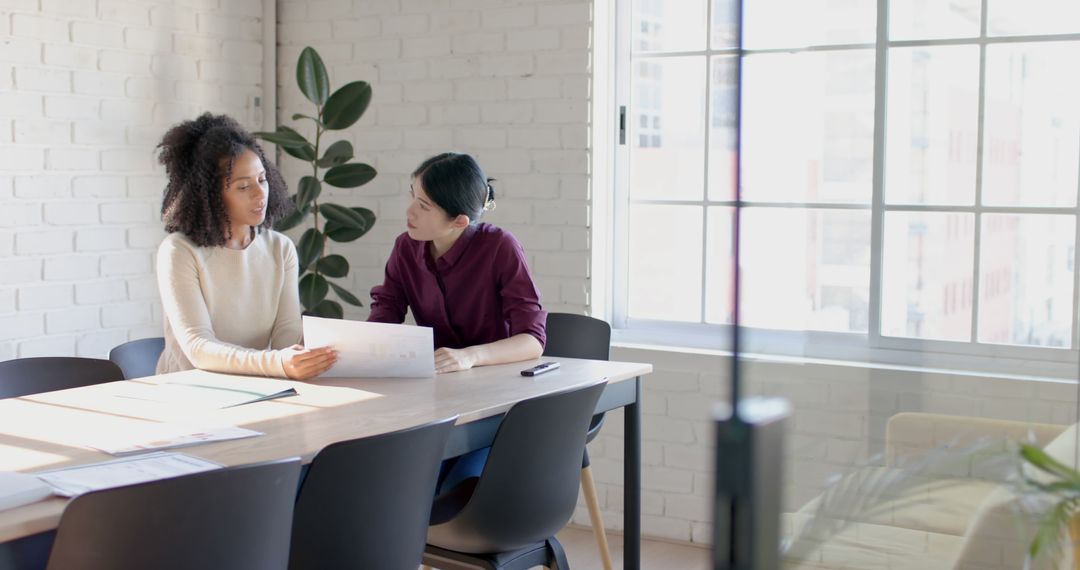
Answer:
xmin=784 ymin=412 xmax=1073 ymax=570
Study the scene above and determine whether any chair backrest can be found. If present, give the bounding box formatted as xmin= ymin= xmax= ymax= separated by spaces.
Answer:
xmin=0 ymin=357 xmax=125 ymax=399
xmin=46 ymin=458 xmax=301 ymax=570
xmin=543 ymin=313 xmax=611 ymax=361
xmin=108 ymin=337 xmax=165 ymax=379
xmin=428 ymin=381 xmax=607 ymax=553
xmin=290 ymin=416 xmax=458 ymax=570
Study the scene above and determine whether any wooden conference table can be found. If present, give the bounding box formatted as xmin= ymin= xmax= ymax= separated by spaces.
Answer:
xmin=0 ymin=356 xmax=652 ymax=569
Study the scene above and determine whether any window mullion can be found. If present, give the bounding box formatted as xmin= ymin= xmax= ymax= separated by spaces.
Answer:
xmin=1071 ymin=203 xmax=1080 ymax=351
xmin=969 ymin=0 xmax=990 ymax=344
xmin=868 ymin=0 xmax=890 ymax=348
xmin=700 ymin=0 xmax=713 ymax=325
xmin=612 ymin=0 xmax=633 ymax=329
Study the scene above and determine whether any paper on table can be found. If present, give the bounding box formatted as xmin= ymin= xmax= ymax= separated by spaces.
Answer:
xmin=85 ymin=423 xmax=263 ymax=456
xmin=0 ymin=472 xmax=53 ymax=511
xmin=302 ymin=316 xmax=435 ymax=378
xmin=35 ymin=452 xmax=222 ymax=498
xmin=113 ymin=375 xmax=298 ymax=409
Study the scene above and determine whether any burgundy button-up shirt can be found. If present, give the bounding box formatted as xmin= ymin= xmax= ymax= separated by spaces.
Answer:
xmin=368 ymin=223 xmax=547 ymax=350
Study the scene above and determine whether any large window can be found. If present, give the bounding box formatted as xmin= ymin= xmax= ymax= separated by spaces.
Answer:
xmin=611 ymin=0 xmax=1080 ymax=374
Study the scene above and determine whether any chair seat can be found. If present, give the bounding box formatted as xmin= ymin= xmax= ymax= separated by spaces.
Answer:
xmin=424 ymin=538 xmax=569 ymax=570
xmin=430 ymin=477 xmax=479 ymax=527
xmin=423 ymin=381 xmax=606 ymax=570
xmin=289 ymin=417 xmax=456 ymax=570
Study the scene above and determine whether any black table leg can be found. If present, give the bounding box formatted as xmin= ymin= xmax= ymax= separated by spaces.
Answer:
xmin=623 ymin=376 xmax=641 ymax=570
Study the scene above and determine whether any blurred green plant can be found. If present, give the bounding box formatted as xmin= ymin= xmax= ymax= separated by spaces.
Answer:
xmin=254 ymin=46 xmax=376 ymax=318
xmin=1019 ymin=443 xmax=1080 ymax=564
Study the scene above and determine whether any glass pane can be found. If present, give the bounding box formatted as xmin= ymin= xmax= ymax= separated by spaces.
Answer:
xmin=978 ymin=214 xmax=1075 ymax=347
xmin=711 ymin=0 xmax=738 ymax=49
xmin=740 ymin=208 xmax=870 ymax=332
xmin=982 ymin=42 xmax=1080 ymax=207
xmin=885 ymin=46 xmax=979 ymax=205
xmin=632 ymin=0 xmax=707 ymax=53
xmin=742 ymin=51 xmax=875 ymax=204
xmin=744 ymin=0 xmax=875 ymax=49
xmin=705 ymin=207 xmax=733 ymax=324
xmin=627 ymin=204 xmax=703 ymax=322
xmin=708 ymin=56 xmax=738 ymax=201
xmin=988 ymin=0 xmax=1080 ymax=36
xmin=890 ymin=0 xmax=981 ymax=40
xmin=629 ymin=57 xmax=707 ymax=201
xmin=881 ymin=212 xmax=975 ymax=341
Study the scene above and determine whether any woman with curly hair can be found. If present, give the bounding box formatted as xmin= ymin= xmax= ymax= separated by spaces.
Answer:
xmin=155 ymin=113 xmax=335 ymax=379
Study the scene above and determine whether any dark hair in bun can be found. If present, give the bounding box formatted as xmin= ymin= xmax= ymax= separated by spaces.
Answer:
xmin=411 ymin=152 xmax=495 ymax=224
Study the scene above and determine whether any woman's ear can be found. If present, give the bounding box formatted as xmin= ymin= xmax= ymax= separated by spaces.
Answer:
xmin=452 ymin=214 xmax=471 ymax=229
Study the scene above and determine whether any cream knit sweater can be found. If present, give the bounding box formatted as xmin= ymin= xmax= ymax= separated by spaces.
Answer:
xmin=155 ymin=230 xmax=302 ymax=377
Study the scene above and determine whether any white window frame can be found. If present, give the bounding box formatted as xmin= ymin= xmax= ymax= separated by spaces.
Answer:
xmin=594 ymin=0 xmax=1080 ymax=379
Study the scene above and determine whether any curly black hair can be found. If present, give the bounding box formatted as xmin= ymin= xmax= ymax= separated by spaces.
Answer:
xmin=158 ymin=113 xmax=292 ymax=247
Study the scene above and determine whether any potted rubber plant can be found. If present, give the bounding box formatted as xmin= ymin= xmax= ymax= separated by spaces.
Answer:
xmin=254 ymin=46 xmax=376 ymax=319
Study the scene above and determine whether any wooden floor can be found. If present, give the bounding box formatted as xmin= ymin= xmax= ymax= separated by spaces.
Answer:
xmin=555 ymin=525 xmax=710 ymax=569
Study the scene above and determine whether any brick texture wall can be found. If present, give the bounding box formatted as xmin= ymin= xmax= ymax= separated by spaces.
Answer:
xmin=274 ymin=0 xmax=592 ymax=320
xmin=0 ymin=0 xmax=266 ymax=359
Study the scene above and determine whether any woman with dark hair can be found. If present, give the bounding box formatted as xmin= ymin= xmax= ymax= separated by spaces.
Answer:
xmin=368 ymin=152 xmax=546 ymax=374
xmin=155 ymin=112 xmax=336 ymax=379
xmin=369 ymin=152 xmax=546 ymax=491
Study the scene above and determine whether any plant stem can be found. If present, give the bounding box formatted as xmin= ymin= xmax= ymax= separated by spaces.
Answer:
xmin=312 ymin=108 xmax=323 ymax=282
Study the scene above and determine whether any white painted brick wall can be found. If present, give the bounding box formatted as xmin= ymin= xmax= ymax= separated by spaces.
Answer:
xmin=1 ymin=0 xmax=266 ymax=359
xmin=276 ymin=0 xmax=592 ymax=319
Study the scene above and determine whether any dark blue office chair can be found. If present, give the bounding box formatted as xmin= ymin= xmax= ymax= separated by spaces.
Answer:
xmin=0 ymin=357 xmax=124 ymax=399
xmin=46 ymin=458 xmax=301 ymax=570
xmin=289 ymin=416 xmax=458 ymax=570
xmin=423 ymin=381 xmax=607 ymax=570
xmin=108 ymin=337 xmax=165 ymax=379
xmin=543 ymin=312 xmax=614 ymax=569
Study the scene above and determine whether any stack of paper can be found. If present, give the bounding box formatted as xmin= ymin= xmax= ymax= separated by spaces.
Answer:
xmin=35 ymin=452 xmax=223 ymax=498
xmin=85 ymin=424 xmax=263 ymax=456
xmin=0 ymin=472 xmax=53 ymax=511
xmin=114 ymin=376 xmax=298 ymax=408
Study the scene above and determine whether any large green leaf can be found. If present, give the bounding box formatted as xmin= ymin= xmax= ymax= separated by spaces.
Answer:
xmin=321 ymin=81 xmax=372 ymax=130
xmin=323 ymin=163 xmax=377 ymax=188
xmin=296 ymin=228 xmax=323 ymax=272
xmin=329 ymin=281 xmax=363 ymax=307
xmin=297 ymin=176 xmax=321 ymax=210
xmin=316 ymin=254 xmax=349 ymax=278
xmin=297 ymin=47 xmax=330 ymax=106
xmin=319 ymin=203 xmax=371 ymax=229
xmin=1022 ymin=444 xmax=1080 ymax=484
xmin=253 ymin=127 xmax=310 ymax=149
xmin=317 ymin=140 xmax=354 ymax=169
xmin=273 ymin=206 xmax=307 ymax=233
xmin=292 ymin=113 xmax=322 ymax=125
xmin=299 ymin=273 xmax=329 ymax=311
xmin=282 ymin=142 xmax=316 ymax=162
xmin=307 ymin=299 xmax=343 ymax=319
xmin=326 ymin=208 xmax=376 ymax=242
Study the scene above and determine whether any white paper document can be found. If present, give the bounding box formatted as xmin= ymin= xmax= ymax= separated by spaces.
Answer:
xmin=113 ymin=375 xmax=298 ymax=408
xmin=303 ymin=316 xmax=435 ymax=378
xmin=85 ymin=423 xmax=263 ymax=456
xmin=0 ymin=472 xmax=54 ymax=511
xmin=35 ymin=452 xmax=222 ymax=498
